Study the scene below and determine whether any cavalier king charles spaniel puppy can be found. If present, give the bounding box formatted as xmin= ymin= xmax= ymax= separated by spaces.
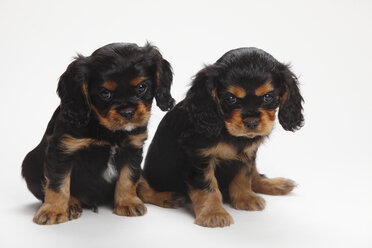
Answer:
xmin=22 ymin=43 xmax=177 ymax=224
xmin=141 ymin=47 xmax=304 ymax=227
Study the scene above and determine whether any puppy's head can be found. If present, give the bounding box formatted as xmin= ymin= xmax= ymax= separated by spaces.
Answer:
xmin=57 ymin=43 xmax=174 ymax=130
xmin=186 ymin=47 xmax=304 ymax=138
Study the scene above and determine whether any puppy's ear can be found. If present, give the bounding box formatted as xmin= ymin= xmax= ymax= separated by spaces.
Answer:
xmin=186 ymin=66 xmax=224 ymax=137
xmin=278 ymin=64 xmax=304 ymax=131
xmin=155 ymin=58 xmax=175 ymax=111
xmin=57 ymin=55 xmax=91 ymax=127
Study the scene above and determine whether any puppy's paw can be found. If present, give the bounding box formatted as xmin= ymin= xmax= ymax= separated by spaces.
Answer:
xmin=114 ymin=197 xmax=147 ymax=217
xmin=68 ymin=197 xmax=82 ymax=220
xmin=254 ymin=177 xmax=296 ymax=195
xmin=195 ymin=210 xmax=233 ymax=228
xmin=231 ymin=193 xmax=266 ymax=211
xmin=33 ymin=203 xmax=69 ymax=225
xmin=162 ymin=193 xmax=187 ymax=208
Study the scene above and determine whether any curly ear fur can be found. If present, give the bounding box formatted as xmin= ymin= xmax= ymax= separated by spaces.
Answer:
xmin=155 ymin=58 xmax=175 ymax=111
xmin=57 ymin=55 xmax=91 ymax=127
xmin=186 ymin=66 xmax=224 ymax=137
xmin=278 ymin=65 xmax=304 ymax=131
xmin=144 ymin=44 xmax=174 ymax=111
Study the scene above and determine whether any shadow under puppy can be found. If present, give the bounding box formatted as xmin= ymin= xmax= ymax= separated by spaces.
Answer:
xmin=142 ymin=47 xmax=304 ymax=227
xmin=22 ymin=43 xmax=177 ymax=225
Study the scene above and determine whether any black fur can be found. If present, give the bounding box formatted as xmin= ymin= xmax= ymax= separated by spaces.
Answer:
xmin=22 ymin=43 xmax=174 ymax=211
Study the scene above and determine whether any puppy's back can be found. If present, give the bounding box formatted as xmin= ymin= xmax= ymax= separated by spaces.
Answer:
xmin=143 ymin=102 xmax=190 ymax=194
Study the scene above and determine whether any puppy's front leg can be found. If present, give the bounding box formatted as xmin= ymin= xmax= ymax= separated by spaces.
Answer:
xmin=188 ymin=158 xmax=233 ymax=228
xmin=113 ymin=148 xmax=147 ymax=217
xmin=229 ymin=165 xmax=266 ymax=211
xmin=33 ymin=148 xmax=72 ymax=225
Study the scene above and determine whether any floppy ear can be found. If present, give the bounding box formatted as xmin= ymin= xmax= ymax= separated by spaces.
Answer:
xmin=57 ymin=55 xmax=91 ymax=127
xmin=185 ymin=66 xmax=224 ymax=137
xmin=278 ymin=64 xmax=304 ymax=131
xmin=155 ymin=58 xmax=175 ymax=111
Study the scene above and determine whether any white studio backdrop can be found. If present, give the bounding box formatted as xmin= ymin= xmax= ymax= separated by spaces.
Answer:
xmin=0 ymin=0 xmax=371 ymax=247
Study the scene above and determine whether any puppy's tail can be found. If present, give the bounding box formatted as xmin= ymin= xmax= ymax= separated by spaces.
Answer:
xmin=137 ymin=176 xmax=187 ymax=208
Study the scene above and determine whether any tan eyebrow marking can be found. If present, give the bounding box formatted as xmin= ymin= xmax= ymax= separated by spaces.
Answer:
xmin=130 ymin=77 xmax=146 ymax=86
xmin=228 ymin=86 xmax=246 ymax=98
xmin=102 ymin=81 xmax=118 ymax=91
xmin=255 ymin=81 xmax=274 ymax=96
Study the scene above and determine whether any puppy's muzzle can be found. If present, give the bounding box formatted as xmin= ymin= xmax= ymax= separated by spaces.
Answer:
xmin=244 ymin=119 xmax=259 ymax=129
xmin=121 ymin=110 xmax=135 ymax=120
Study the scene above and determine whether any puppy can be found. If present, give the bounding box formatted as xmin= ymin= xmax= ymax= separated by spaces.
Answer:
xmin=22 ymin=42 xmax=176 ymax=225
xmin=142 ymin=47 xmax=304 ymax=227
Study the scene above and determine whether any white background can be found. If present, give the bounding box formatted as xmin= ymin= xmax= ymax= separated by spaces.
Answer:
xmin=1 ymin=0 xmax=371 ymax=247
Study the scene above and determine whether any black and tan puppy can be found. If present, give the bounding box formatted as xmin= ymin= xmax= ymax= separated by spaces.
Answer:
xmin=22 ymin=43 xmax=176 ymax=225
xmin=142 ymin=47 xmax=304 ymax=227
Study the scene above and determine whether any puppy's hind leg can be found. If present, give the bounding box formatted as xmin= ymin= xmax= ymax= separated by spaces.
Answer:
xmin=137 ymin=176 xmax=186 ymax=209
xmin=67 ymin=196 xmax=82 ymax=220
xmin=252 ymin=168 xmax=296 ymax=195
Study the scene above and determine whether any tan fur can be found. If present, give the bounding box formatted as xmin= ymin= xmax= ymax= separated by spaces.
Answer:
xmin=200 ymin=142 xmax=239 ymax=160
xmin=59 ymin=135 xmax=110 ymax=154
xmin=113 ymin=166 xmax=147 ymax=216
xmin=68 ymin=196 xmax=82 ymax=220
xmin=102 ymin=81 xmax=118 ymax=90
xmin=256 ymin=108 xmax=277 ymax=135
xmin=229 ymin=166 xmax=265 ymax=211
xmin=280 ymin=88 xmax=289 ymax=105
xmin=255 ymin=81 xmax=274 ymax=96
xmin=33 ymin=171 xmax=71 ymax=225
xmin=224 ymin=107 xmax=277 ymax=138
xmin=130 ymin=76 xmax=146 ymax=86
xmin=224 ymin=109 xmax=246 ymax=137
xmin=252 ymin=167 xmax=296 ymax=195
xmin=188 ymin=158 xmax=233 ymax=227
xmin=91 ymin=102 xmax=151 ymax=131
xmin=155 ymin=72 xmax=160 ymax=85
xmin=92 ymin=106 xmax=126 ymax=131
xmin=83 ymin=82 xmax=88 ymax=95
xmin=189 ymin=187 xmax=233 ymax=228
xmin=212 ymin=88 xmax=218 ymax=99
xmin=128 ymin=131 xmax=148 ymax=148
xmin=228 ymin=86 xmax=246 ymax=98
xmin=138 ymin=177 xmax=186 ymax=208
xmin=131 ymin=102 xmax=151 ymax=125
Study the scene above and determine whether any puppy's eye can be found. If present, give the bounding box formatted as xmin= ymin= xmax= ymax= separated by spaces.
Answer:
xmin=263 ymin=93 xmax=273 ymax=103
xmin=136 ymin=83 xmax=147 ymax=94
xmin=99 ymin=88 xmax=112 ymax=100
xmin=227 ymin=95 xmax=237 ymax=104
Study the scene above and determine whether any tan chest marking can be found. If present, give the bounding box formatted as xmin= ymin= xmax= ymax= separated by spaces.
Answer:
xmin=200 ymin=140 xmax=263 ymax=163
xmin=128 ymin=130 xmax=148 ymax=148
xmin=60 ymin=135 xmax=110 ymax=154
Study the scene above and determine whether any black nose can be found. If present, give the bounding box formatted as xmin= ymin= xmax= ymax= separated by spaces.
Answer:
xmin=244 ymin=119 xmax=259 ymax=129
xmin=121 ymin=110 xmax=135 ymax=120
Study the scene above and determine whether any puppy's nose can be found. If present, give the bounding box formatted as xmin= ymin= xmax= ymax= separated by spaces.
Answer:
xmin=244 ymin=119 xmax=259 ymax=129
xmin=121 ymin=110 xmax=135 ymax=120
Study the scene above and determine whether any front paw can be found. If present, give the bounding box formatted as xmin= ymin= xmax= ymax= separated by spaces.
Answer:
xmin=114 ymin=197 xmax=147 ymax=217
xmin=195 ymin=210 xmax=234 ymax=228
xmin=231 ymin=193 xmax=266 ymax=211
xmin=33 ymin=203 xmax=69 ymax=225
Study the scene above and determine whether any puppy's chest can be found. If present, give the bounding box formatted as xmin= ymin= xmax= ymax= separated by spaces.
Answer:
xmin=200 ymin=142 xmax=260 ymax=164
xmin=102 ymin=146 xmax=119 ymax=183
